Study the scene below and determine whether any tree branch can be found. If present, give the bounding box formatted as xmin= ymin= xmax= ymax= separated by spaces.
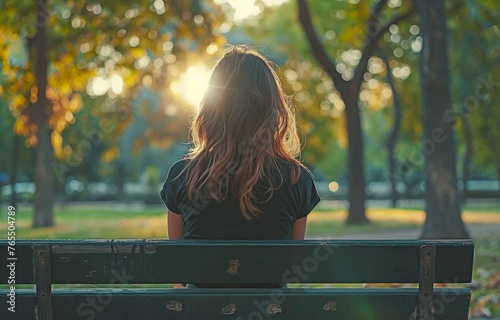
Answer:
xmin=354 ymin=4 xmax=416 ymax=86
xmin=377 ymin=47 xmax=401 ymax=150
xmin=297 ymin=0 xmax=345 ymax=90
xmin=367 ymin=0 xmax=389 ymax=36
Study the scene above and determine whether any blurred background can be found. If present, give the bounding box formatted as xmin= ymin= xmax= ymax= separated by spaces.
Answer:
xmin=0 ymin=0 xmax=499 ymax=316
xmin=1 ymin=0 xmax=499 ymax=222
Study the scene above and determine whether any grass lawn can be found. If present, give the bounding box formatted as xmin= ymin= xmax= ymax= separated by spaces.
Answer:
xmin=1 ymin=204 xmax=499 ymax=317
xmin=2 ymin=205 xmax=499 ymax=239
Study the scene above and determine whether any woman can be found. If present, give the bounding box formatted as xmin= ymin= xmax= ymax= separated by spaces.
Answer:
xmin=160 ymin=45 xmax=320 ymax=241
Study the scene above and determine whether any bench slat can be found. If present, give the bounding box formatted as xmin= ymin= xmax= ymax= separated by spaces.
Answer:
xmin=0 ymin=288 xmax=471 ymax=320
xmin=0 ymin=240 xmax=473 ymax=284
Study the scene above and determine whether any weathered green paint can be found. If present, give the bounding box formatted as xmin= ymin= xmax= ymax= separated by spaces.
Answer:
xmin=0 ymin=240 xmax=474 ymax=284
xmin=0 ymin=239 xmax=474 ymax=320
xmin=34 ymin=246 xmax=53 ymax=320
xmin=0 ymin=288 xmax=471 ymax=320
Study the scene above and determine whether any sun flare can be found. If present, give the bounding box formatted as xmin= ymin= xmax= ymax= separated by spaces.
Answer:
xmin=170 ymin=65 xmax=212 ymax=109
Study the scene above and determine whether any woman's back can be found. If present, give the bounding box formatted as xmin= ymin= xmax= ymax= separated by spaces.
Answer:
xmin=161 ymin=158 xmax=319 ymax=239
xmin=161 ymin=45 xmax=320 ymax=241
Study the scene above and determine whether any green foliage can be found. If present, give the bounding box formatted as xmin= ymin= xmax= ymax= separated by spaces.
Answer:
xmin=2 ymin=0 xmax=498 ymax=189
xmin=0 ymin=0 xmax=225 ymax=170
xmin=243 ymin=0 xmax=421 ymax=180
xmin=448 ymin=0 xmax=500 ymax=178
xmin=242 ymin=0 xmax=499 ymax=185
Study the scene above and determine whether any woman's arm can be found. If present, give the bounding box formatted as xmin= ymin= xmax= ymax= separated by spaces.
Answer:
xmin=167 ymin=210 xmax=184 ymax=240
xmin=291 ymin=216 xmax=308 ymax=240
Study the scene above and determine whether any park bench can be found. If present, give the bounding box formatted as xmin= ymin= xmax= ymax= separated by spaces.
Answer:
xmin=1 ymin=239 xmax=473 ymax=320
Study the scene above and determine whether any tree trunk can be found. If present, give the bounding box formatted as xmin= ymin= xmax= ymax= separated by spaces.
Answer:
xmin=416 ymin=0 xmax=469 ymax=239
xmin=378 ymin=48 xmax=402 ymax=208
xmin=497 ymin=161 xmax=500 ymax=200
xmin=9 ymin=134 xmax=20 ymax=207
xmin=459 ymin=113 xmax=472 ymax=204
xmin=343 ymin=85 xmax=369 ymax=224
xmin=32 ymin=0 xmax=54 ymax=228
xmin=298 ymin=0 xmax=415 ymax=224
xmin=116 ymin=161 xmax=126 ymax=200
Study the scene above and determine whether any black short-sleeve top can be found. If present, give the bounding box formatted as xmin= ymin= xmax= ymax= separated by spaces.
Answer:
xmin=160 ymin=159 xmax=320 ymax=240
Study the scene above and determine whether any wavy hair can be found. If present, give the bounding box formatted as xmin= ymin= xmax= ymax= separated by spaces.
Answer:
xmin=185 ymin=45 xmax=303 ymax=220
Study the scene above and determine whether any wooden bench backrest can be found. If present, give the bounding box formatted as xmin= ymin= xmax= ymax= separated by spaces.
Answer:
xmin=0 ymin=239 xmax=474 ymax=320
xmin=2 ymin=239 xmax=473 ymax=284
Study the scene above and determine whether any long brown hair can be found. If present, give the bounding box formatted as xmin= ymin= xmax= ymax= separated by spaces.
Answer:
xmin=185 ymin=45 xmax=303 ymax=220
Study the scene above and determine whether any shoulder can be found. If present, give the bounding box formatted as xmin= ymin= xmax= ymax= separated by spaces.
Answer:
xmin=161 ymin=159 xmax=190 ymax=213
xmin=166 ymin=159 xmax=189 ymax=181
xmin=297 ymin=164 xmax=315 ymax=184
xmin=299 ymin=164 xmax=314 ymax=177
xmin=276 ymin=158 xmax=313 ymax=178
xmin=273 ymin=158 xmax=315 ymax=186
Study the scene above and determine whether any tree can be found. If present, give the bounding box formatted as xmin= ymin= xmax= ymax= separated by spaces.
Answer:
xmin=447 ymin=0 xmax=500 ymax=201
xmin=377 ymin=48 xmax=402 ymax=208
xmin=0 ymin=0 xmax=225 ymax=227
xmin=227 ymin=0 xmax=496 ymax=231
xmin=29 ymin=0 xmax=54 ymax=226
xmin=297 ymin=0 xmax=415 ymax=223
xmin=415 ymin=0 xmax=469 ymax=239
